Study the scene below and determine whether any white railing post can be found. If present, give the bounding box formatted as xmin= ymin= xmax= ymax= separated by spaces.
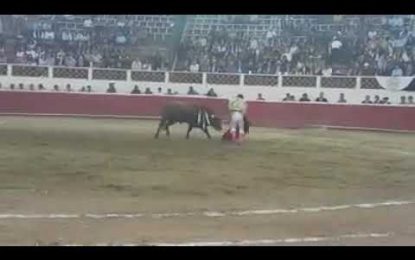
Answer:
xmin=278 ymin=75 xmax=282 ymax=87
xmin=240 ymin=74 xmax=244 ymax=87
xmin=126 ymin=69 xmax=131 ymax=83
xmin=7 ymin=64 xmax=13 ymax=76
xmin=88 ymin=67 xmax=93 ymax=81
xmin=356 ymin=76 xmax=361 ymax=89
xmin=165 ymin=71 xmax=169 ymax=84
xmin=316 ymin=76 xmax=321 ymax=90
xmin=48 ymin=66 xmax=53 ymax=79
xmin=202 ymin=72 xmax=207 ymax=87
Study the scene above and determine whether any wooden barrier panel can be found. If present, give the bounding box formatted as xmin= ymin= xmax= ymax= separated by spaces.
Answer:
xmin=0 ymin=91 xmax=415 ymax=131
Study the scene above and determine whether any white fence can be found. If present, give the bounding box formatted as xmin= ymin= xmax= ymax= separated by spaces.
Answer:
xmin=0 ymin=64 xmax=413 ymax=105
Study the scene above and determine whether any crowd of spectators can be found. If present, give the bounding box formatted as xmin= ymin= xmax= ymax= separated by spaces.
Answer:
xmin=177 ymin=15 xmax=415 ymax=77
xmin=274 ymin=91 xmax=414 ymax=105
xmin=1 ymin=15 xmax=171 ymax=70
xmin=4 ymin=15 xmax=415 ymax=77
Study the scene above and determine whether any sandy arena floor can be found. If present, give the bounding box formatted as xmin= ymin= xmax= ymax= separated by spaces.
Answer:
xmin=0 ymin=116 xmax=414 ymax=246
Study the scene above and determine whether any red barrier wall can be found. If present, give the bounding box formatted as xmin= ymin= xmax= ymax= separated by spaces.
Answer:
xmin=1 ymin=91 xmax=415 ymax=131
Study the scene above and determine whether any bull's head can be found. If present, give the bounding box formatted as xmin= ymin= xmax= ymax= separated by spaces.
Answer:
xmin=209 ymin=114 xmax=222 ymax=131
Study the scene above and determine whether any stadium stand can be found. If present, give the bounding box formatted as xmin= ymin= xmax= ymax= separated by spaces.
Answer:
xmin=175 ymin=15 xmax=415 ymax=76
xmin=1 ymin=15 xmax=415 ymax=105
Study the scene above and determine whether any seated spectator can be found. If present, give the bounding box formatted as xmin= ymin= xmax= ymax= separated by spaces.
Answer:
xmin=206 ymin=88 xmax=218 ymax=97
xmin=38 ymin=84 xmax=45 ymax=91
xmin=53 ymin=85 xmax=59 ymax=91
xmin=29 ymin=84 xmax=34 ymax=91
xmin=315 ymin=92 xmax=328 ymax=102
xmin=106 ymin=83 xmax=116 ymax=93
xmin=289 ymin=95 xmax=296 ymax=101
xmin=166 ymin=88 xmax=174 ymax=95
xmin=362 ymin=95 xmax=373 ymax=104
xmin=322 ymin=66 xmax=332 ymax=76
xmin=187 ymin=86 xmax=198 ymax=95
xmin=66 ymin=84 xmax=72 ymax=92
xmin=379 ymin=97 xmax=391 ymax=104
xmin=10 ymin=84 xmax=15 ymax=90
xmin=144 ymin=87 xmax=153 ymax=94
xmin=400 ymin=96 xmax=406 ymax=104
xmin=337 ymin=93 xmax=347 ymax=103
xmin=80 ymin=86 xmax=86 ymax=92
xmin=256 ymin=93 xmax=265 ymax=101
xmin=131 ymin=58 xmax=142 ymax=70
xmin=18 ymin=83 xmax=24 ymax=90
xmin=391 ymin=66 xmax=403 ymax=77
xmin=408 ymin=96 xmax=414 ymax=104
xmin=299 ymin=93 xmax=311 ymax=102
xmin=373 ymin=95 xmax=381 ymax=104
xmin=189 ymin=61 xmax=200 ymax=72
xmin=86 ymin=85 xmax=92 ymax=92
xmin=131 ymin=85 xmax=141 ymax=94
xmin=283 ymin=93 xmax=291 ymax=101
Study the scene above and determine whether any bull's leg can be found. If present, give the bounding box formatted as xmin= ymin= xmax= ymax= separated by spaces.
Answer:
xmin=186 ymin=125 xmax=193 ymax=139
xmin=203 ymin=127 xmax=212 ymax=139
xmin=165 ymin=120 xmax=174 ymax=137
xmin=154 ymin=119 xmax=166 ymax=139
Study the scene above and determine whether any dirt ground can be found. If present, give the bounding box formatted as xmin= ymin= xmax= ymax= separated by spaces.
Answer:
xmin=0 ymin=116 xmax=414 ymax=246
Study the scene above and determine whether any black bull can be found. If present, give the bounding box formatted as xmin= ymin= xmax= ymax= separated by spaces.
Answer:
xmin=154 ymin=103 xmax=223 ymax=139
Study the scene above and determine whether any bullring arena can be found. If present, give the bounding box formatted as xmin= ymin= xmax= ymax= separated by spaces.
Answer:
xmin=0 ymin=90 xmax=415 ymax=246
xmin=1 ymin=15 xmax=415 ymax=246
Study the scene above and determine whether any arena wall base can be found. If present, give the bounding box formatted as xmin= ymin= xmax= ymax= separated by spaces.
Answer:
xmin=0 ymin=91 xmax=415 ymax=132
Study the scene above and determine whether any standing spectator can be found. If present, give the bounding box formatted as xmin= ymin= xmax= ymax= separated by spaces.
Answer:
xmin=18 ymin=83 xmax=24 ymax=90
xmin=362 ymin=95 xmax=373 ymax=104
xmin=373 ymin=95 xmax=381 ymax=104
xmin=166 ymin=88 xmax=174 ymax=95
xmin=144 ymin=87 xmax=153 ymax=94
xmin=66 ymin=84 xmax=72 ymax=92
xmin=408 ymin=96 xmax=414 ymax=104
xmin=131 ymin=85 xmax=141 ymax=94
xmin=187 ymin=86 xmax=198 ymax=95
xmin=329 ymin=36 xmax=343 ymax=63
xmin=10 ymin=84 xmax=15 ymax=90
xmin=380 ymin=97 xmax=391 ymax=104
xmin=157 ymin=87 xmax=163 ymax=94
xmin=256 ymin=93 xmax=265 ymax=101
xmin=80 ymin=86 xmax=86 ymax=92
xmin=86 ymin=85 xmax=92 ymax=92
xmin=29 ymin=84 xmax=34 ymax=91
xmin=106 ymin=83 xmax=116 ymax=93
xmin=206 ymin=88 xmax=218 ymax=97
xmin=283 ymin=93 xmax=291 ymax=101
xmin=299 ymin=93 xmax=311 ymax=102
xmin=38 ymin=84 xmax=45 ymax=91
xmin=337 ymin=93 xmax=347 ymax=103
xmin=315 ymin=92 xmax=328 ymax=102
xmin=53 ymin=85 xmax=59 ymax=91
